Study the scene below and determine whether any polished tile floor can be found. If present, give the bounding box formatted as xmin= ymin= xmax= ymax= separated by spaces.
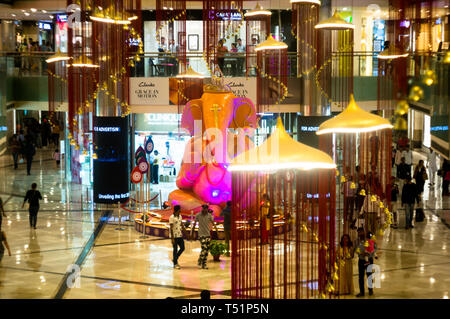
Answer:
xmin=0 ymin=148 xmax=449 ymax=299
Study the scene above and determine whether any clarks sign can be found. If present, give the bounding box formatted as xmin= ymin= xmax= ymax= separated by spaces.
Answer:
xmin=224 ymin=77 xmax=256 ymax=102
xmin=129 ymin=78 xmax=169 ymax=105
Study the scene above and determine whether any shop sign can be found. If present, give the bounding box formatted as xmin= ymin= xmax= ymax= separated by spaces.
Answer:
xmin=209 ymin=10 xmax=242 ymax=21
xmin=38 ymin=22 xmax=52 ymax=30
xmin=129 ymin=78 xmax=169 ymax=105
xmin=223 ymin=77 xmax=256 ymax=103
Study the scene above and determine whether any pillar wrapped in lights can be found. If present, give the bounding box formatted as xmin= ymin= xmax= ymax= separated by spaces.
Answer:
xmin=314 ymin=10 xmax=354 ymax=111
xmin=231 ymin=117 xmax=337 ymax=299
xmin=244 ymin=2 xmax=271 ymax=77
xmin=47 ymin=50 xmax=69 ymax=128
xmin=377 ymin=0 xmax=409 ymax=125
xmin=291 ymin=0 xmax=321 ymax=115
xmin=255 ymin=34 xmax=288 ymax=114
xmin=317 ymin=94 xmax=393 ymax=251
xmin=203 ymin=0 xmax=243 ymax=76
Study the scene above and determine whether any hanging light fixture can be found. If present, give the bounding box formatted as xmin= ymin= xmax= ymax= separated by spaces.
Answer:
xmin=176 ymin=66 xmax=205 ymax=79
xmin=377 ymin=45 xmax=408 ymax=60
xmin=69 ymin=56 xmax=99 ymax=68
xmin=46 ymin=49 xmax=71 ymax=63
xmin=290 ymin=0 xmax=321 ymax=4
xmin=316 ymin=94 xmax=393 ymax=135
xmin=90 ymin=6 xmax=132 ymax=24
xmin=244 ymin=2 xmax=272 ymax=17
xmin=230 ymin=117 xmax=336 ymax=171
xmin=314 ymin=10 xmax=354 ymax=30
xmin=255 ymin=34 xmax=288 ymax=51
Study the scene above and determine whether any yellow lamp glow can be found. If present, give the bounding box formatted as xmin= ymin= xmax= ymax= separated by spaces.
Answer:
xmin=255 ymin=34 xmax=288 ymax=51
xmin=314 ymin=10 xmax=354 ymax=30
xmin=70 ymin=56 xmax=99 ymax=68
xmin=244 ymin=3 xmax=272 ymax=17
xmin=230 ymin=117 xmax=336 ymax=171
xmin=176 ymin=66 xmax=205 ymax=79
xmin=46 ymin=49 xmax=71 ymax=63
xmin=377 ymin=46 xmax=408 ymax=60
xmin=291 ymin=0 xmax=321 ymax=4
xmin=316 ymin=94 xmax=393 ymax=135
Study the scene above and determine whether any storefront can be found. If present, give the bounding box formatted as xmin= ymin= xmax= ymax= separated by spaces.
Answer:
xmin=55 ymin=14 xmax=68 ymax=52
xmin=134 ymin=113 xmax=189 ymax=183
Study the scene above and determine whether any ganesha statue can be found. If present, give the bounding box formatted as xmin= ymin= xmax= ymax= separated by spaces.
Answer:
xmin=168 ymin=84 xmax=257 ymax=216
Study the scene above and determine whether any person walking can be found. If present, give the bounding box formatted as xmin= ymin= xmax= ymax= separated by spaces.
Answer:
xmin=220 ymin=201 xmax=231 ymax=256
xmin=397 ymin=157 xmax=410 ymax=191
xmin=169 ymin=205 xmax=188 ymax=269
xmin=336 ymin=234 xmax=354 ymax=295
xmin=0 ymin=197 xmax=6 ymax=230
xmin=402 ymin=145 xmax=413 ymax=177
xmin=390 ymin=178 xmax=399 ymax=229
xmin=22 ymin=183 xmax=42 ymax=229
xmin=23 ymin=135 xmax=36 ymax=175
xmin=0 ymin=230 xmax=12 ymax=262
xmin=355 ymin=228 xmax=374 ymax=297
xmin=190 ymin=205 xmax=218 ymax=269
xmin=427 ymin=149 xmax=438 ymax=187
xmin=440 ymin=159 xmax=450 ymax=196
xmin=260 ymin=194 xmax=271 ymax=245
xmin=8 ymin=134 xmax=22 ymax=169
xmin=413 ymin=160 xmax=427 ymax=195
xmin=151 ymin=150 xmax=161 ymax=184
xmin=401 ymin=177 xmax=420 ymax=229
xmin=53 ymin=148 xmax=61 ymax=168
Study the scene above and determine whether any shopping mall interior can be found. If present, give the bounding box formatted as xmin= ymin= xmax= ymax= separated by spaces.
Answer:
xmin=0 ymin=0 xmax=449 ymax=300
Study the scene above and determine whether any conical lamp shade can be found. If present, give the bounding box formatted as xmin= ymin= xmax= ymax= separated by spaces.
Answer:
xmin=46 ymin=49 xmax=71 ymax=63
xmin=244 ymin=2 xmax=272 ymax=17
xmin=316 ymin=94 xmax=393 ymax=135
xmin=230 ymin=117 xmax=336 ymax=171
xmin=255 ymin=34 xmax=288 ymax=51
xmin=377 ymin=45 xmax=408 ymax=60
xmin=176 ymin=66 xmax=204 ymax=78
xmin=315 ymin=10 xmax=354 ymax=30
xmin=291 ymin=0 xmax=321 ymax=4
xmin=70 ymin=56 xmax=99 ymax=68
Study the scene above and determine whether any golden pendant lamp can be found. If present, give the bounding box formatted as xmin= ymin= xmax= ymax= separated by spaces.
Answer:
xmin=316 ymin=94 xmax=393 ymax=135
xmin=255 ymin=34 xmax=288 ymax=51
xmin=230 ymin=117 xmax=336 ymax=171
xmin=244 ymin=2 xmax=272 ymax=17
xmin=69 ymin=56 xmax=99 ymax=68
xmin=290 ymin=0 xmax=321 ymax=4
xmin=315 ymin=10 xmax=354 ymax=30
xmin=176 ymin=66 xmax=205 ymax=79
xmin=46 ymin=49 xmax=71 ymax=63
xmin=377 ymin=45 xmax=408 ymax=60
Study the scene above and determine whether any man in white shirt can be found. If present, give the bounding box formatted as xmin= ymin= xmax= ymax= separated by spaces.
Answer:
xmin=427 ymin=149 xmax=438 ymax=186
xmin=169 ymin=205 xmax=187 ymax=269
xmin=402 ymin=145 xmax=413 ymax=176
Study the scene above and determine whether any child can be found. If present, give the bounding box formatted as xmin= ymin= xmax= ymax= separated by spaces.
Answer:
xmin=364 ymin=231 xmax=377 ymax=264
xmin=53 ymin=149 xmax=60 ymax=168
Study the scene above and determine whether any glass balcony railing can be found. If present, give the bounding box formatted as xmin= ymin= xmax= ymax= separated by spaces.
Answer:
xmin=0 ymin=51 xmax=386 ymax=78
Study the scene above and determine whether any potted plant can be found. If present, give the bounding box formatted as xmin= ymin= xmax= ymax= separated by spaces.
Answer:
xmin=209 ymin=240 xmax=226 ymax=261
